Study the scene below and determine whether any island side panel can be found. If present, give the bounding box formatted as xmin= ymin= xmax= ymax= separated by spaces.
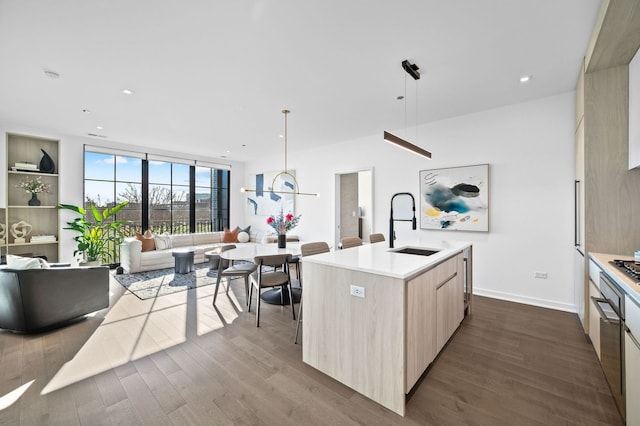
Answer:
xmin=302 ymin=262 xmax=406 ymax=416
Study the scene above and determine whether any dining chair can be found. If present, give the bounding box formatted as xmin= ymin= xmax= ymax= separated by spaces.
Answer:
xmin=369 ymin=233 xmax=385 ymax=243
xmin=294 ymin=241 xmax=330 ymax=344
xmin=341 ymin=236 xmax=363 ymax=249
xmin=249 ymin=253 xmax=295 ymax=327
xmin=212 ymin=244 xmax=257 ymax=306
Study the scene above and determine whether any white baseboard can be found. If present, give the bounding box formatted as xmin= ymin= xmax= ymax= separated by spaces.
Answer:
xmin=473 ymin=288 xmax=577 ymax=313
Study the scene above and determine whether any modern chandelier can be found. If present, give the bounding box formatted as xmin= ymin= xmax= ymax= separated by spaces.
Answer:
xmin=241 ymin=109 xmax=319 ymax=197
xmin=383 ymin=60 xmax=432 ymax=159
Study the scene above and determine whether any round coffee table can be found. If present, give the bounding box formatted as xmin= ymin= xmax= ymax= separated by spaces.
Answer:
xmin=172 ymin=247 xmax=196 ymax=274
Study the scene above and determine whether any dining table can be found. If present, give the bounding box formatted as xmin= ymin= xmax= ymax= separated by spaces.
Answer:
xmin=218 ymin=243 xmax=302 ymax=305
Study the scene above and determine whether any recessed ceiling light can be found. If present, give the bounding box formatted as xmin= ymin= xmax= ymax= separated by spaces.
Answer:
xmin=96 ymin=126 xmax=104 ymax=130
xmin=121 ymin=88 xmax=134 ymax=95
xmin=519 ymin=75 xmax=532 ymax=83
xmin=43 ymin=70 xmax=60 ymax=79
xmin=82 ymin=109 xmax=91 ymax=113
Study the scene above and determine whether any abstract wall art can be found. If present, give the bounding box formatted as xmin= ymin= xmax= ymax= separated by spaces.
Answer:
xmin=419 ymin=164 xmax=489 ymax=231
xmin=246 ymin=170 xmax=296 ymax=216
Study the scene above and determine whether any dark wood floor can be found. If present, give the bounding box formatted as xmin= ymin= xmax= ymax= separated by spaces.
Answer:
xmin=0 ymin=275 xmax=622 ymax=425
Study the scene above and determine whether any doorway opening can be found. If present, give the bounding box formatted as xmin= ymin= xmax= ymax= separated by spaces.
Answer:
xmin=334 ymin=169 xmax=373 ymax=248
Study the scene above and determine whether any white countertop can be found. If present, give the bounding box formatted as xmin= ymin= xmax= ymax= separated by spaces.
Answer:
xmin=589 ymin=252 xmax=640 ymax=305
xmin=302 ymin=239 xmax=471 ymax=280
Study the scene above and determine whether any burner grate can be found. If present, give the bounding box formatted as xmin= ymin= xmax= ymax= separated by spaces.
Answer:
xmin=611 ymin=259 xmax=640 ymax=281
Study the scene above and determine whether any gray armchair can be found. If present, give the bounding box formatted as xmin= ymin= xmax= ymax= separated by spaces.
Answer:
xmin=0 ymin=266 xmax=110 ymax=333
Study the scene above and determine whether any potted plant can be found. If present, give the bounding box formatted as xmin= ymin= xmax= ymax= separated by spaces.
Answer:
xmin=16 ymin=175 xmax=51 ymax=206
xmin=56 ymin=201 xmax=129 ymax=265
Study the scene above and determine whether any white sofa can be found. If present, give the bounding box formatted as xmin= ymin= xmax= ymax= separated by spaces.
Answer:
xmin=120 ymin=231 xmax=260 ymax=274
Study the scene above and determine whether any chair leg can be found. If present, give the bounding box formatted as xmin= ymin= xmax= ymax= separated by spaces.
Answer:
xmin=256 ymin=287 xmax=261 ymax=327
xmin=243 ymin=276 xmax=249 ymax=306
xmin=248 ymin=283 xmax=253 ymax=312
xmin=288 ymin=283 xmax=296 ymax=320
xmin=294 ymin=294 xmax=303 ymax=344
xmin=213 ymin=273 xmax=223 ymax=305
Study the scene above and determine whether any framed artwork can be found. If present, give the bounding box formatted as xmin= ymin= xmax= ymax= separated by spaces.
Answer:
xmin=419 ymin=164 xmax=489 ymax=231
xmin=246 ymin=170 xmax=296 ymax=216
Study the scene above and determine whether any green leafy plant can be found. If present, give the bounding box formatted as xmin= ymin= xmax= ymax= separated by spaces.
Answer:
xmin=56 ymin=201 xmax=129 ymax=264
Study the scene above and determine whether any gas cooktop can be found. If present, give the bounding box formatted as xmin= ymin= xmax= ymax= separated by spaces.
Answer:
xmin=610 ymin=259 xmax=640 ymax=283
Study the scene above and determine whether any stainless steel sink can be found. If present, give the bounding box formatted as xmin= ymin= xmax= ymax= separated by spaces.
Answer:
xmin=391 ymin=247 xmax=441 ymax=256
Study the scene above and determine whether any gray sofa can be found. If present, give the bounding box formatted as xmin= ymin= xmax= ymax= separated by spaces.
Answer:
xmin=0 ymin=266 xmax=110 ymax=333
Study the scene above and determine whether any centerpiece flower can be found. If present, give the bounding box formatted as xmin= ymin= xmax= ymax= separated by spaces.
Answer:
xmin=16 ymin=175 xmax=50 ymax=194
xmin=266 ymin=209 xmax=301 ymax=235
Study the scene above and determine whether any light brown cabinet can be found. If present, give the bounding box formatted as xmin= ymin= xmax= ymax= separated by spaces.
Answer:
xmin=406 ymin=253 xmax=463 ymax=391
xmin=4 ymin=133 xmax=60 ymax=262
xmin=436 ymin=254 xmax=464 ymax=353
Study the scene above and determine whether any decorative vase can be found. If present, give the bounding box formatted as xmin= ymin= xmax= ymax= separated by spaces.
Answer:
xmin=278 ymin=234 xmax=287 ymax=248
xmin=39 ymin=149 xmax=55 ymax=173
xmin=28 ymin=193 xmax=41 ymax=206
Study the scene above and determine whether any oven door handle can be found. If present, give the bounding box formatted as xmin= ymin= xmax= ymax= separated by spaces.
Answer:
xmin=590 ymin=296 xmax=620 ymax=324
xmin=625 ymin=326 xmax=640 ymax=349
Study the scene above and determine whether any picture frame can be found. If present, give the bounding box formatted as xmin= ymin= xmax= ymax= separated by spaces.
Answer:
xmin=419 ymin=164 xmax=489 ymax=231
xmin=246 ymin=170 xmax=296 ymax=216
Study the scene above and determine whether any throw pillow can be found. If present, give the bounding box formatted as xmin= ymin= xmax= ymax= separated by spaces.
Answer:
xmin=240 ymin=225 xmax=251 ymax=234
xmin=237 ymin=231 xmax=250 ymax=243
xmin=135 ymin=230 xmax=156 ymax=252
xmin=6 ymin=254 xmax=48 ymax=270
xmin=223 ymin=226 xmax=240 ymax=243
xmin=154 ymin=234 xmax=172 ymax=250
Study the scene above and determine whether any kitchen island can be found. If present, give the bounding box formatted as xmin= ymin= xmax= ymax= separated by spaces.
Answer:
xmin=301 ymin=240 xmax=472 ymax=416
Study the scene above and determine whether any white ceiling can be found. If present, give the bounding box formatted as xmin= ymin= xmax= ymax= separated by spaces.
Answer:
xmin=0 ymin=0 xmax=600 ymax=162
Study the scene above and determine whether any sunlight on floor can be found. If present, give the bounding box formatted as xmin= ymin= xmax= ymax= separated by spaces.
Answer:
xmin=0 ymin=380 xmax=34 ymax=410
xmin=41 ymin=281 xmax=244 ymax=395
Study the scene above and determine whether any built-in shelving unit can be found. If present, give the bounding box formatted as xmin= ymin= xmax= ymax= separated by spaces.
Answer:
xmin=3 ymin=133 xmax=60 ymax=262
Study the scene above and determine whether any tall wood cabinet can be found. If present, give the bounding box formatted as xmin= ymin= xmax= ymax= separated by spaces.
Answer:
xmin=3 ymin=133 xmax=60 ymax=262
xmin=576 ymin=0 xmax=640 ymax=337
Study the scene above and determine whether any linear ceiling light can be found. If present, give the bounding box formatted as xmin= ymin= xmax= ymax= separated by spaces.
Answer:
xmin=384 ymin=130 xmax=431 ymax=159
xmin=384 ymin=60 xmax=432 ymax=159
xmin=241 ymin=109 xmax=319 ymax=197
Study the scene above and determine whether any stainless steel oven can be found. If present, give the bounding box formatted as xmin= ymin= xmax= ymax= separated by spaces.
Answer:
xmin=591 ymin=272 xmax=625 ymax=420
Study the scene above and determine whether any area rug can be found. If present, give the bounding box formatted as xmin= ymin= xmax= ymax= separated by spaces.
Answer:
xmin=113 ymin=263 xmax=236 ymax=300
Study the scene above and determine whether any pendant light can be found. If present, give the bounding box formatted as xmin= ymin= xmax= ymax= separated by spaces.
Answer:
xmin=241 ymin=109 xmax=319 ymax=197
xmin=383 ymin=60 xmax=432 ymax=159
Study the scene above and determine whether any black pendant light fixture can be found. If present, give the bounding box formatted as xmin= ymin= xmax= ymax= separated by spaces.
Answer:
xmin=241 ymin=109 xmax=319 ymax=197
xmin=384 ymin=60 xmax=432 ymax=159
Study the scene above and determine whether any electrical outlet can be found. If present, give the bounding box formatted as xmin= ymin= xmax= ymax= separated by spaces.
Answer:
xmin=350 ymin=285 xmax=365 ymax=298
xmin=534 ymin=271 xmax=548 ymax=279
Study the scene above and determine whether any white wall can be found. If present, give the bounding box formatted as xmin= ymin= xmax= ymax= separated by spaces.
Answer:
xmin=244 ymin=93 xmax=576 ymax=312
xmin=0 ymin=123 xmax=246 ymax=263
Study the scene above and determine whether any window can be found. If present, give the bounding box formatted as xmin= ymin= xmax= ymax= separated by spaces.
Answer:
xmin=84 ymin=147 xmax=231 ymax=262
xmin=84 ymin=151 xmax=143 ymax=238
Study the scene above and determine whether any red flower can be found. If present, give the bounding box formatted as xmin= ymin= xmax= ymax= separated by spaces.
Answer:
xmin=285 ymin=213 xmax=294 ymax=221
xmin=266 ymin=216 xmax=274 ymax=224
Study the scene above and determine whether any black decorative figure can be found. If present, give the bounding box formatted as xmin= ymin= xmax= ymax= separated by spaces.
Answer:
xmin=39 ymin=149 xmax=55 ymax=173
